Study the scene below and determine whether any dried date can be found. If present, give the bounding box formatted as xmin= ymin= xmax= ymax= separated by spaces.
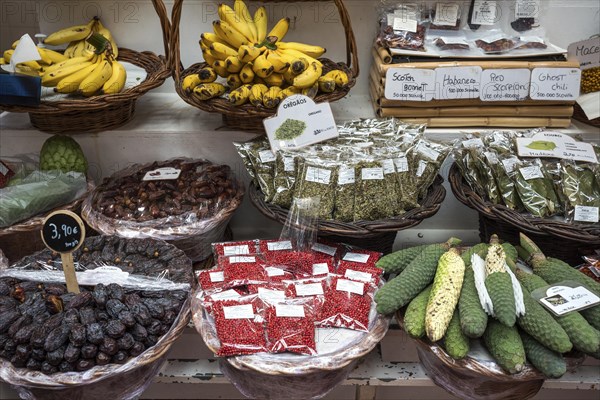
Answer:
xmin=131 ymin=324 xmax=148 ymax=342
xmin=129 ymin=341 xmax=145 ymax=356
xmin=96 ymin=351 xmax=111 ymax=365
xmin=92 ymin=284 xmax=108 ymax=308
xmin=26 ymin=358 xmax=42 ymax=370
xmin=131 ymin=303 xmax=152 ymax=326
xmin=106 ymin=299 xmax=127 ymax=319
xmin=14 ymin=324 xmax=36 ymax=344
xmin=0 ymin=310 xmax=20 ymax=333
xmin=41 ymin=361 xmax=58 ymax=374
xmin=58 ymin=361 xmax=74 ymax=372
xmin=31 ymin=348 xmax=46 ymax=361
xmin=117 ymin=333 xmax=135 ymax=350
xmin=65 ymin=292 xmax=93 ymax=310
xmin=64 ymin=343 xmax=80 ymax=363
xmin=99 ymin=337 xmax=118 ymax=355
xmin=86 ymin=323 xmax=105 ymax=345
xmin=79 ymin=307 xmax=96 ymax=325
xmin=76 ymin=359 xmax=95 ymax=371
xmin=46 ymin=345 xmax=66 ymax=366
xmin=80 ymin=344 xmax=98 ymax=359
xmin=44 ymin=324 xmax=70 ymax=352
xmin=107 ymin=283 xmax=125 ymax=302
xmin=104 ymin=320 xmax=126 ymax=338
xmin=118 ymin=310 xmax=136 ymax=328
xmin=69 ymin=323 xmax=86 ymax=346
xmin=112 ymin=351 xmax=128 ymax=364
xmin=8 ymin=315 xmax=32 ymax=338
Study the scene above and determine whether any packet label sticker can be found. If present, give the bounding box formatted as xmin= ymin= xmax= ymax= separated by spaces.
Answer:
xmin=305 ymin=166 xmax=331 ymax=184
xmin=394 ymin=156 xmax=409 ymax=172
xmin=539 ymin=285 xmax=600 ymax=316
xmin=265 ymin=266 xmax=286 ymax=277
xmin=336 ymin=279 xmax=365 ymax=295
xmin=530 ymin=68 xmax=581 ymax=101
xmin=385 ymin=68 xmax=435 ymax=101
xmin=484 ymin=151 xmax=499 ymax=164
xmin=436 ymin=36 xmax=469 ymax=46
xmin=361 ymin=167 xmax=384 ymax=180
xmin=434 ymin=2 xmax=459 ymax=26
xmin=574 ymin=205 xmax=599 ymax=223
xmin=210 ymin=290 xmax=242 ymax=301
xmin=275 ymin=304 xmax=305 ymax=318
xmin=312 ymin=243 xmax=337 ymax=256
xmin=209 ymin=271 xmax=225 ymax=282
xmin=501 ymin=157 xmax=519 ymax=173
xmin=312 ymin=263 xmax=330 ymax=275
xmin=224 ymin=304 xmax=254 ymax=319
xmin=345 ymin=269 xmax=373 ymax=282
xmin=382 ymin=159 xmax=396 ymax=174
xmin=229 ymin=256 xmax=256 ymax=264
xmin=295 ymin=282 xmax=324 ymax=296
xmin=258 ymin=287 xmax=286 ymax=301
xmin=519 ymin=165 xmax=544 ymax=180
xmin=515 ymin=0 xmax=540 ymax=18
xmin=283 ymin=156 xmax=296 ymax=172
xmin=338 ymin=166 xmax=356 ymax=185
xmin=480 ymin=69 xmax=531 ymax=102
xmin=142 ymin=167 xmax=181 ymax=181
xmin=267 ymin=240 xmax=293 ymax=251
xmin=223 ymin=245 xmax=250 ymax=256
xmin=343 ymin=252 xmax=371 ymax=263
xmin=471 ymin=0 xmax=498 ymax=25
xmin=416 ymin=160 xmax=428 ymax=177
xmin=259 ymin=150 xmax=276 ymax=163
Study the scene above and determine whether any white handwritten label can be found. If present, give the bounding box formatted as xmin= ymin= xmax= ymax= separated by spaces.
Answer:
xmin=336 ymin=279 xmax=365 ymax=295
xmin=434 ymin=2 xmax=459 ymax=26
xmin=265 ymin=266 xmax=285 ymax=277
xmin=229 ymin=256 xmax=256 ymax=264
xmin=275 ymin=304 xmax=305 ymax=318
xmin=312 ymin=263 xmax=330 ymax=275
xmin=539 ymin=286 xmax=600 ymax=316
xmin=224 ymin=304 xmax=254 ymax=319
xmin=392 ymin=5 xmax=418 ymax=32
xmin=312 ymin=243 xmax=337 ymax=256
xmin=223 ymin=245 xmax=250 ymax=256
xmin=519 ymin=166 xmax=544 ymax=180
xmin=568 ymin=37 xmax=600 ymax=70
xmin=435 ymin=66 xmax=482 ymax=100
xmin=417 ymin=142 xmax=441 ymax=161
xmin=343 ymin=252 xmax=371 ymax=263
xmin=295 ymin=282 xmax=324 ymax=296
xmin=385 ymin=68 xmax=435 ymax=101
xmin=305 ymin=166 xmax=331 ymax=184
xmin=209 ymin=271 xmax=225 ymax=282
xmin=393 ymin=17 xmax=417 ymax=33
xmin=142 ymin=167 xmax=181 ymax=181
xmin=515 ymin=0 xmax=539 ymax=18
xmin=471 ymin=0 xmax=498 ymax=25
xmin=345 ymin=269 xmax=373 ymax=282
xmin=267 ymin=240 xmax=293 ymax=251
xmin=394 ymin=157 xmax=409 ymax=172
xmin=530 ymin=68 xmax=581 ymax=101
xmin=338 ymin=166 xmax=355 ymax=185
xmin=480 ymin=69 xmax=530 ymax=101
xmin=574 ymin=206 xmax=599 ymax=223
xmin=361 ymin=168 xmax=384 ymax=180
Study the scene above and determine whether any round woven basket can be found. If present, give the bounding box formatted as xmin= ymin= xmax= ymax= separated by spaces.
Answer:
xmin=167 ymin=0 xmax=359 ymax=132
xmin=249 ymin=175 xmax=446 ymax=254
xmin=1 ymin=0 xmax=171 ymax=134
xmin=0 ymin=179 xmax=94 ymax=264
xmin=572 ymin=103 xmax=600 ymax=127
xmin=449 ymin=162 xmax=600 ymax=265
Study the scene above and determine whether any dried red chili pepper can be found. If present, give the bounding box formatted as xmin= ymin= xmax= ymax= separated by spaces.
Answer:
xmin=317 ymin=276 xmax=375 ymax=332
xmin=264 ymin=298 xmax=317 ymax=355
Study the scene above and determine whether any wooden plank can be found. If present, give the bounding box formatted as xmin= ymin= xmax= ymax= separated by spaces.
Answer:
xmin=375 ymin=43 xmax=392 ymax=65
xmin=375 ymin=114 xmax=573 ymax=128
xmin=377 ymin=60 xmax=580 ymax=74
xmin=378 ymin=97 xmax=575 ymax=107
xmin=372 ymin=105 xmax=574 ymax=118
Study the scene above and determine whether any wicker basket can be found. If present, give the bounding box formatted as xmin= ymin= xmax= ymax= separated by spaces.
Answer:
xmin=167 ymin=0 xmax=359 ymax=132
xmin=449 ymin=163 xmax=600 ymax=265
xmin=249 ymin=175 xmax=446 ymax=254
xmin=0 ymin=180 xmax=94 ymax=264
xmin=0 ymin=1 xmax=171 ymax=134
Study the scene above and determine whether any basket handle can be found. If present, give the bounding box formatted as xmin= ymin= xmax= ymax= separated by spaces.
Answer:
xmin=150 ymin=0 xmax=171 ymax=60
xmin=169 ymin=0 xmax=359 ymax=81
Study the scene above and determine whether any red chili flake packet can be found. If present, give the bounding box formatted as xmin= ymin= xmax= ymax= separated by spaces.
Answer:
xmin=221 ymin=255 xmax=268 ymax=287
xmin=197 ymin=268 xmax=226 ymax=291
xmin=317 ymin=276 xmax=376 ymax=332
xmin=265 ymin=298 xmax=317 ymax=355
xmin=212 ymin=296 xmax=267 ymax=356
xmin=284 ymin=277 xmax=327 ymax=298
xmin=212 ymin=240 xmax=258 ymax=258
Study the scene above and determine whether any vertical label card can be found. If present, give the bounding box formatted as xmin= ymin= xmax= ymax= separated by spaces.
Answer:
xmin=480 ymin=69 xmax=531 ymax=101
xmin=435 ymin=66 xmax=482 ymax=100
xmin=530 ymin=68 xmax=581 ymax=101
xmin=385 ymin=68 xmax=435 ymax=101
xmin=567 ymin=37 xmax=600 ymax=70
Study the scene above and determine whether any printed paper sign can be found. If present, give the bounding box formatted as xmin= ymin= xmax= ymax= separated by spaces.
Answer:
xmin=515 ymin=0 xmax=540 ymax=18
xmin=344 ymin=269 xmax=373 ymax=282
xmin=538 ymin=285 xmax=600 ymax=316
xmin=336 ymin=279 xmax=365 ymax=295
xmin=265 ymin=267 xmax=286 ymax=277
xmin=295 ymin=282 xmax=324 ymax=296
xmin=223 ymin=245 xmax=250 ymax=256
xmin=480 ymin=69 xmax=531 ymax=101
xmin=574 ymin=206 xmax=599 ymax=223
xmin=530 ymin=68 xmax=581 ymax=101
xmin=258 ymin=287 xmax=286 ymax=301
xmin=276 ymin=304 xmax=305 ymax=318
xmin=312 ymin=243 xmax=337 ymax=256
xmin=264 ymin=95 xmax=338 ymax=152
xmin=267 ymin=240 xmax=293 ymax=251
xmin=312 ymin=263 xmax=330 ymax=275
xmin=471 ymin=1 xmax=498 ymax=25
xmin=567 ymin=37 xmax=600 ymax=70
xmin=224 ymin=304 xmax=254 ymax=319
xmin=434 ymin=3 xmax=460 ymax=26
xmin=385 ymin=68 xmax=435 ymax=101
xmin=516 ymin=131 xmax=599 ymax=164
xmin=209 ymin=271 xmax=225 ymax=282
xmin=142 ymin=167 xmax=181 ymax=181
xmin=435 ymin=66 xmax=482 ymax=100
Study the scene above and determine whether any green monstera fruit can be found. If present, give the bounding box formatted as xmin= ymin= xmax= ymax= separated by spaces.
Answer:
xmin=39 ymin=135 xmax=88 ymax=174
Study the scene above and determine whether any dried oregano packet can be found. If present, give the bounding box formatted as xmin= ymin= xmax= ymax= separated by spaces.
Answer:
xmin=233 ymin=141 xmax=257 ymax=181
xmin=410 ymin=139 xmax=451 ymax=199
xmin=271 ymin=152 xmax=298 ymax=208
xmin=561 ymin=160 xmax=600 ymax=224
xmin=333 ymin=163 xmax=356 ymax=222
xmin=293 ymin=160 xmax=338 ymax=220
xmin=246 ymin=139 xmax=277 ymax=202
xmin=353 ymin=160 xmax=396 ymax=221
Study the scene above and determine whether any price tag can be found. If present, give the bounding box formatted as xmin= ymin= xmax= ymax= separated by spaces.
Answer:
xmin=210 ymin=289 xmax=242 ymax=301
xmin=382 ymin=159 xmax=396 ymax=175
xmin=501 ymin=157 xmax=519 ymax=173
xmin=283 ymin=156 xmax=295 ymax=172
xmin=336 ymin=279 xmax=365 ymax=295
xmin=361 ymin=168 xmax=384 ymax=180
xmin=515 ymin=0 xmax=539 ymax=18
xmin=305 ymin=166 xmax=331 ymax=184
xmin=480 ymin=69 xmax=531 ymax=101
xmin=435 ymin=66 xmax=482 ymax=100
xmin=416 ymin=142 xmax=441 ymax=161
xmin=416 ymin=160 xmax=428 ymax=177
xmin=259 ymin=150 xmax=276 ymax=163
xmin=223 ymin=304 xmax=254 ymax=319
xmin=471 ymin=0 xmax=498 ymax=25
xmin=343 ymin=252 xmax=371 ymax=263
xmin=41 ymin=210 xmax=86 ymax=294
xmin=568 ymin=37 xmax=600 ymax=70
xmin=394 ymin=157 xmax=409 ymax=172
xmin=344 ymin=269 xmax=373 ymax=282
xmin=265 ymin=266 xmax=286 ymax=277
xmin=530 ymin=68 xmax=581 ymax=101
xmin=229 ymin=256 xmax=256 ymax=264
xmin=385 ymin=68 xmax=435 ymax=101
xmin=276 ymin=304 xmax=305 ymax=318
xmin=312 ymin=263 xmax=330 ymax=275
xmin=209 ymin=271 xmax=225 ymax=282
xmin=338 ymin=166 xmax=355 ymax=185
xmin=574 ymin=206 xmax=599 ymax=223
xmin=142 ymin=167 xmax=181 ymax=181
xmin=295 ymin=282 xmax=324 ymax=296
xmin=258 ymin=287 xmax=286 ymax=301
xmin=264 ymin=95 xmax=338 ymax=152
xmin=311 ymin=243 xmax=337 ymax=256
xmin=223 ymin=245 xmax=250 ymax=256
xmin=393 ymin=4 xmax=418 ymax=32
xmin=267 ymin=240 xmax=293 ymax=251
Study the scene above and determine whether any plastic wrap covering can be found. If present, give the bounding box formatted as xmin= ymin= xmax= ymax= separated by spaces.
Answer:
xmin=0 ymin=235 xmax=193 ymax=400
xmin=193 ymin=279 xmax=390 ymax=399
xmin=82 ymin=158 xmax=244 ymax=262
xmin=0 ymin=249 xmax=7 ymax=269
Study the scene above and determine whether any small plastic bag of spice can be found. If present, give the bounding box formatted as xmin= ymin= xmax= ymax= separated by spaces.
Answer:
xmin=474 ymin=32 xmax=517 ymax=54
xmin=233 ymin=141 xmax=257 ymax=181
xmin=487 ymin=151 xmax=523 ymax=211
xmin=212 ymin=240 xmax=258 ymax=259
xmin=337 ymin=249 xmax=383 ymax=284
xmin=453 ymin=145 xmax=487 ymax=198
xmin=471 ymin=146 xmax=502 ymax=204
xmin=263 ymin=265 xmax=296 ymax=283
xmin=513 ymin=158 xmax=560 ymax=218
xmin=353 ymin=159 xmax=397 ymax=221
xmin=333 ymin=163 xmax=357 ymax=222
xmin=317 ymin=275 xmax=376 ymax=332
xmin=271 ymin=152 xmax=298 ymax=208
xmin=560 ymin=160 xmax=600 ymax=224
xmin=247 ymin=140 xmax=277 ymax=202
xmin=264 ymin=297 xmax=319 ymax=355
xmin=198 ymin=267 xmax=227 ymax=291
xmin=410 ymin=139 xmax=451 ymax=199
xmin=284 ymin=277 xmax=328 ymax=299
xmin=293 ymin=161 xmax=338 ymax=220
xmin=209 ymin=295 xmax=268 ymax=356
xmin=429 ymin=2 xmax=463 ymax=31
xmin=220 ymin=254 xmax=269 ymax=287
xmin=202 ymin=287 xmax=246 ymax=314
xmin=379 ymin=2 xmax=429 ymax=51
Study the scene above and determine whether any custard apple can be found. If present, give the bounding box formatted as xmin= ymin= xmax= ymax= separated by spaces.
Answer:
xmin=39 ymin=135 xmax=88 ymax=173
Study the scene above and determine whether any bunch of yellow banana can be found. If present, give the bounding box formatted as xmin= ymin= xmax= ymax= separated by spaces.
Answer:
xmin=185 ymin=0 xmax=350 ymax=108
xmin=46 ymin=17 xmax=119 ymax=59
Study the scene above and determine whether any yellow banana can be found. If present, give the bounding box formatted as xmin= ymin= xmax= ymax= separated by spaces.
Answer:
xmin=277 ymin=42 xmax=326 ymax=58
xmin=302 ymin=82 xmax=318 ymax=99
xmin=212 ymin=60 xmax=229 ymax=77
xmin=71 ymin=40 xmax=88 ymax=58
xmin=253 ymin=7 xmax=268 ymax=42
xmin=291 ymin=57 xmax=309 ymax=75
xmin=210 ymin=41 xmax=238 ymax=60
xmin=0 ymin=58 xmax=5 ymax=65
xmin=218 ymin=3 xmax=253 ymax=43
xmin=267 ymin=18 xmax=290 ymax=42
xmin=14 ymin=65 xmax=42 ymax=76
xmin=252 ymin=52 xmax=274 ymax=78
xmin=202 ymin=49 xmax=217 ymax=66
xmin=42 ymin=53 xmax=94 ymax=76
xmin=198 ymin=67 xmax=217 ymax=83
xmin=323 ymin=69 xmax=349 ymax=88
xmin=263 ymin=86 xmax=282 ymax=108
xmin=234 ymin=0 xmax=257 ymax=42
xmin=182 ymin=74 xmax=201 ymax=93
xmin=78 ymin=55 xmax=113 ymax=96
xmin=238 ymin=44 xmax=261 ymax=63
xmin=293 ymin=61 xmax=322 ymax=89
xmin=16 ymin=60 xmax=43 ymax=71
xmin=3 ymin=50 xmax=14 ymax=62
xmin=228 ymin=84 xmax=252 ymax=106
xmin=192 ymin=82 xmax=226 ymax=100
xmin=318 ymin=75 xmax=336 ymax=93
xmin=278 ymin=48 xmax=322 ymax=67
xmin=96 ymin=19 xmax=119 ymax=58
xmin=11 ymin=40 xmax=19 ymax=49
xmin=263 ymin=72 xmax=284 ymax=87
xmin=101 ymin=60 xmax=127 ymax=94
xmin=225 ymin=55 xmax=243 ymax=73
xmin=240 ymin=62 xmax=255 ymax=84
xmin=41 ymin=60 xmax=93 ymax=87
xmin=226 ymin=74 xmax=243 ymax=90
xmin=278 ymin=86 xmax=301 ymax=101
xmin=44 ymin=19 xmax=95 ymax=46
xmin=201 ymin=32 xmax=221 ymax=48
xmin=63 ymin=41 xmax=79 ymax=58
xmin=38 ymin=47 xmax=68 ymax=64
xmin=213 ymin=20 xmax=249 ymax=49
xmin=249 ymin=83 xmax=268 ymax=106
xmin=265 ymin=51 xmax=290 ymax=74
xmin=54 ymin=62 xmax=98 ymax=93
xmin=282 ymin=67 xmax=296 ymax=85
